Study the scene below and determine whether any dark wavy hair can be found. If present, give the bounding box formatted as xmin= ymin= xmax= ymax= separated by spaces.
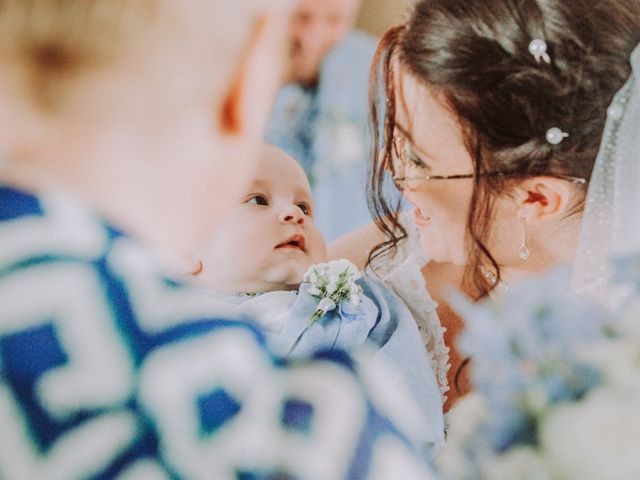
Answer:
xmin=367 ymin=0 xmax=640 ymax=298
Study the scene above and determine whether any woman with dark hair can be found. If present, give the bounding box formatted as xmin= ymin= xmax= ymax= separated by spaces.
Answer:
xmin=330 ymin=0 xmax=640 ymax=411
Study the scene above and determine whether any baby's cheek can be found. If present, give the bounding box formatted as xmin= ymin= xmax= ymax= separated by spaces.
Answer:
xmin=204 ymin=239 xmax=253 ymax=279
xmin=310 ymin=233 xmax=329 ymax=264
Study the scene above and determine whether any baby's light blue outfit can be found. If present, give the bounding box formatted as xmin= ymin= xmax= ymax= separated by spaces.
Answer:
xmin=266 ymin=31 xmax=378 ymax=242
xmin=211 ymin=274 xmax=446 ymax=450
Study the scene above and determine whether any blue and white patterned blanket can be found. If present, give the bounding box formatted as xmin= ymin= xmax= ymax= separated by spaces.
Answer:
xmin=0 ymin=185 xmax=437 ymax=479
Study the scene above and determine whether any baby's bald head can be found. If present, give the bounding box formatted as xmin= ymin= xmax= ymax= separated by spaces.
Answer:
xmin=258 ymin=144 xmax=311 ymax=192
xmin=0 ymin=0 xmax=293 ymax=261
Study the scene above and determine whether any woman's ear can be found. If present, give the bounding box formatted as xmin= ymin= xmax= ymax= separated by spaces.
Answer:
xmin=516 ymin=176 xmax=578 ymax=223
xmin=218 ymin=10 xmax=289 ymax=138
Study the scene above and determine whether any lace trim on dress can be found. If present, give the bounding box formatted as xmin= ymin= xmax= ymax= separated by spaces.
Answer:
xmin=367 ymin=211 xmax=451 ymax=403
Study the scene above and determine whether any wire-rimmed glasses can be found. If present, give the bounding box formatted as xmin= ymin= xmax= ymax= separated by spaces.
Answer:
xmin=387 ymin=136 xmax=587 ymax=191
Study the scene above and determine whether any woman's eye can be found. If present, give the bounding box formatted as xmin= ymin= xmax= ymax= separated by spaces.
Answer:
xmin=406 ymin=146 xmax=430 ymax=170
xmin=297 ymin=203 xmax=311 ymax=215
xmin=247 ymin=195 xmax=268 ymax=206
xmin=408 ymin=152 xmax=423 ymax=166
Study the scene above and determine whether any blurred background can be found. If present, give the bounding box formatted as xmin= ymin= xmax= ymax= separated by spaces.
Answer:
xmin=266 ymin=0 xmax=411 ymax=242
xmin=356 ymin=0 xmax=410 ymax=36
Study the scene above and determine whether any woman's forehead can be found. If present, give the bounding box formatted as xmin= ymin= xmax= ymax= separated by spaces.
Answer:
xmin=394 ymin=68 xmax=470 ymax=168
xmin=395 ymin=70 xmax=459 ymax=141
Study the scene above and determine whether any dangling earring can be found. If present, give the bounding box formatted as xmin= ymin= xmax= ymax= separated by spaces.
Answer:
xmin=519 ymin=212 xmax=530 ymax=261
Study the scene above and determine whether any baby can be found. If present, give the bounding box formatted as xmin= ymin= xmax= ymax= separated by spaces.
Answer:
xmin=192 ymin=144 xmax=424 ymax=357
xmin=196 ymin=143 xmax=327 ymax=296
xmin=193 ymin=144 xmax=445 ymax=447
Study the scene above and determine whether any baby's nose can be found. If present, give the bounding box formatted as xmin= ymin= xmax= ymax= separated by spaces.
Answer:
xmin=279 ymin=205 xmax=304 ymax=224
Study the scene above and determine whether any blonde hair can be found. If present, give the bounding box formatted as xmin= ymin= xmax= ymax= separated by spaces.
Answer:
xmin=0 ymin=0 xmax=276 ymax=112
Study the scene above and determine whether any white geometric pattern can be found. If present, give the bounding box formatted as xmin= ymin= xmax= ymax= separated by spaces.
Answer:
xmin=0 ymin=185 xmax=436 ymax=479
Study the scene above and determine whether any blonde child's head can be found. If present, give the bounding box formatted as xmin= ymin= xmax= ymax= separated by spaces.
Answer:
xmin=0 ymin=0 xmax=290 ymax=261
xmin=0 ymin=0 xmax=277 ymax=113
xmin=194 ymin=144 xmax=327 ymax=293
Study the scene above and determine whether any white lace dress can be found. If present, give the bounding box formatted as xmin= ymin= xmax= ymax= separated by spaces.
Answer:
xmin=366 ymin=211 xmax=451 ymax=404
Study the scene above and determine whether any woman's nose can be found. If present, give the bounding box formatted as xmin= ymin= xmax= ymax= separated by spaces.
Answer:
xmin=279 ymin=205 xmax=304 ymax=224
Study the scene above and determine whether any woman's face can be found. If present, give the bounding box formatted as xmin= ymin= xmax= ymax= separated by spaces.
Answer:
xmin=394 ymin=70 xmax=525 ymax=267
xmin=393 ymin=70 xmax=476 ymax=265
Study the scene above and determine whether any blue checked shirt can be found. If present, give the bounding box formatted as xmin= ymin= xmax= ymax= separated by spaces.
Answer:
xmin=0 ymin=184 xmax=437 ymax=479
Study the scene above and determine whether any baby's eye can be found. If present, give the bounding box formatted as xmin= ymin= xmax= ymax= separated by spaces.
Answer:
xmin=246 ymin=194 xmax=269 ymax=206
xmin=297 ymin=203 xmax=312 ymax=216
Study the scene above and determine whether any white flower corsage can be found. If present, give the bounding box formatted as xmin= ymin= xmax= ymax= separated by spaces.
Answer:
xmin=303 ymin=259 xmax=363 ymax=325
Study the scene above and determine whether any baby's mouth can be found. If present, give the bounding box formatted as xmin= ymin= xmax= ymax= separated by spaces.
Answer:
xmin=276 ymin=234 xmax=306 ymax=252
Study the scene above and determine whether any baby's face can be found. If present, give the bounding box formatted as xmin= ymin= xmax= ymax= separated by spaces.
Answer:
xmin=196 ymin=146 xmax=327 ymax=292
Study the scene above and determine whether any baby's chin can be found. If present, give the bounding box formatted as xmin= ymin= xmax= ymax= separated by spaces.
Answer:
xmin=261 ymin=263 xmax=311 ymax=290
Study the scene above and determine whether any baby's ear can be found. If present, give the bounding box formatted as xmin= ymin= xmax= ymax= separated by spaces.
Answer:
xmin=217 ymin=11 xmax=289 ymax=138
xmin=177 ymin=255 xmax=203 ymax=277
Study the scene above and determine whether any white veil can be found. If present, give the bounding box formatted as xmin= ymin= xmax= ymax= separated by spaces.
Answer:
xmin=571 ymin=44 xmax=640 ymax=309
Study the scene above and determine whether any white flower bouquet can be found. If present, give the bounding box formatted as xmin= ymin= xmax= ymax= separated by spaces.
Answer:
xmin=303 ymin=259 xmax=363 ymax=325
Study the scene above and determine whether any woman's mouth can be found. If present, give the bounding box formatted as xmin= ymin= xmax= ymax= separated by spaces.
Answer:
xmin=413 ymin=207 xmax=432 ymax=225
xmin=275 ymin=234 xmax=306 ymax=252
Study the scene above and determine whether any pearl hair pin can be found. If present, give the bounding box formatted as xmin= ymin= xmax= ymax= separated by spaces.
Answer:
xmin=607 ymin=103 xmax=624 ymax=121
xmin=529 ymin=38 xmax=551 ymax=64
xmin=528 ymin=39 xmax=569 ymax=146
xmin=546 ymin=127 xmax=569 ymax=145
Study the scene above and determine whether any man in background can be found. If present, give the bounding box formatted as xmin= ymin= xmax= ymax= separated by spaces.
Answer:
xmin=266 ymin=0 xmax=377 ymax=241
